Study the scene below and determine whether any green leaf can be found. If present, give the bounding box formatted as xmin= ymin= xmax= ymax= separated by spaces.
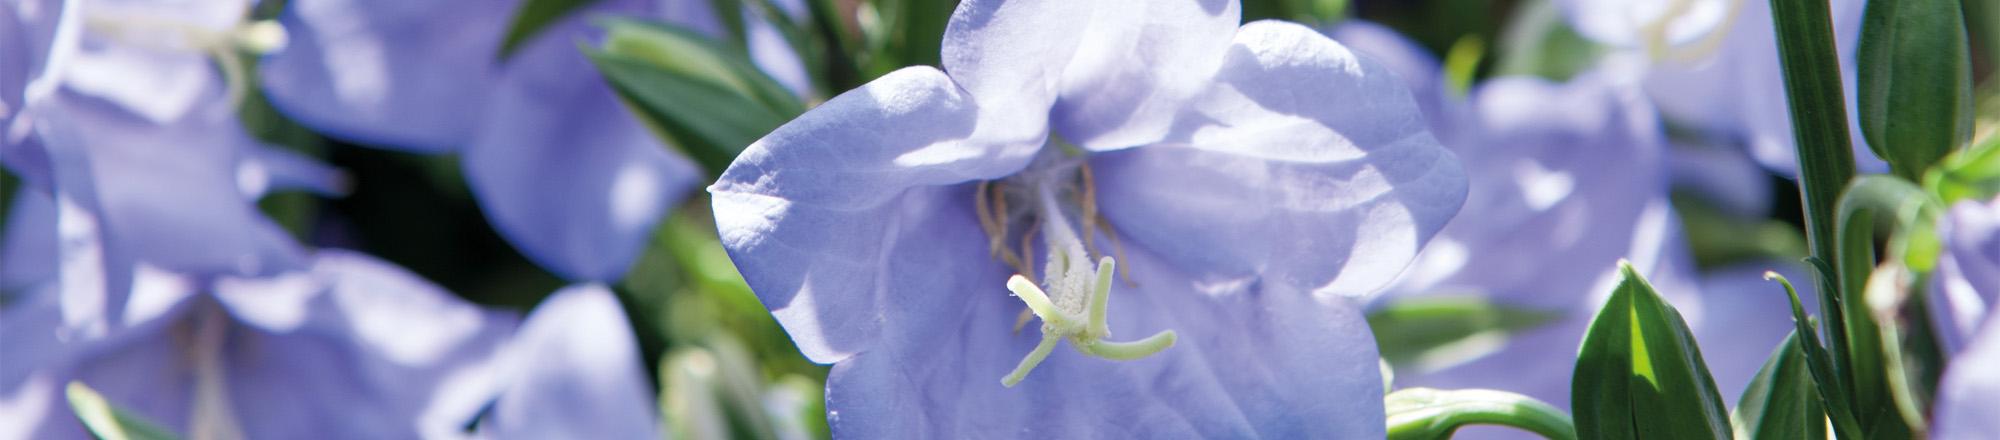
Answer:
xmin=1767 ymin=272 xmax=1864 ymax=439
xmin=1856 ymin=0 xmax=1976 ymax=181
xmin=1571 ymin=262 xmax=1732 ymax=439
xmin=1366 ymin=296 xmax=1562 ymax=372
xmin=65 ymin=381 xmax=180 ymax=440
xmin=1385 ymin=388 xmax=1577 ymax=440
xmin=588 ymin=18 xmax=806 ymax=176
xmin=1732 ymin=332 xmax=1827 ymax=440
xmin=1924 ymin=133 xmax=2000 ymax=204
xmin=498 ymin=0 xmax=606 ymax=60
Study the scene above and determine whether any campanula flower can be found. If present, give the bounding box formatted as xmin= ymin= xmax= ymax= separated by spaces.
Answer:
xmin=259 ymin=0 xmax=809 ymax=282
xmin=1370 ymin=69 xmax=1701 ymax=411
xmin=0 ymin=0 xmax=348 ymax=336
xmin=711 ymin=0 xmax=1468 ymax=437
xmin=0 ymin=250 xmax=517 ymax=440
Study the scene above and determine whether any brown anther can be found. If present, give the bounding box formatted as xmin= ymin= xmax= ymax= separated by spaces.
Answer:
xmin=1099 ymin=218 xmax=1136 ymax=287
xmin=1078 ymin=162 xmax=1100 ymax=257
xmin=976 ymin=181 xmax=1026 ymax=273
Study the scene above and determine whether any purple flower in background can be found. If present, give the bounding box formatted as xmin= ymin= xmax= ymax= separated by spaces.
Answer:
xmin=1555 ymin=0 xmax=1736 ymax=53
xmin=259 ymin=0 xmax=814 ymax=282
xmin=0 ymin=0 xmax=347 ymax=335
xmin=1369 ymin=69 xmax=1700 ymax=412
xmin=475 ymin=284 xmax=662 ymax=439
xmin=0 ymin=250 xmax=516 ymax=439
xmin=1632 ymin=0 xmax=1885 ymax=178
xmin=1932 ymin=197 xmax=2000 ymax=439
xmin=711 ymin=0 xmax=1467 ymax=436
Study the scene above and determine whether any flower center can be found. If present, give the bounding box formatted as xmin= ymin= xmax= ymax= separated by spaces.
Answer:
xmin=975 ymin=147 xmax=1177 ymax=387
xmin=1639 ymin=0 xmax=1744 ymax=64
xmin=83 ymin=10 xmax=287 ymax=110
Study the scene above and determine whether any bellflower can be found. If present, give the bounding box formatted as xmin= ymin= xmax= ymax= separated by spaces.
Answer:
xmin=1 ymin=0 xmax=348 ymax=336
xmin=1369 ymin=68 xmax=1701 ymax=411
xmin=1931 ymin=197 xmax=2000 ymax=439
xmin=0 ymin=250 xmax=516 ymax=440
xmin=712 ymin=0 xmax=1467 ymax=437
xmin=259 ymin=0 xmax=809 ymax=282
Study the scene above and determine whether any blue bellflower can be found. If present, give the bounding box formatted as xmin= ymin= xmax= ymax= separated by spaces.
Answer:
xmin=712 ymin=0 xmax=1468 ymax=437
xmin=1 ymin=0 xmax=347 ymax=336
xmin=1931 ymin=197 xmax=2000 ymax=439
xmin=0 ymin=250 xmax=517 ymax=440
xmin=259 ymin=0 xmax=811 ymax=282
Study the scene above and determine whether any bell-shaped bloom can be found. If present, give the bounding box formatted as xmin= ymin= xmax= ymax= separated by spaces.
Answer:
xmin=0 ymin=0 xmax=347 ymax=335
xmin=712 ymin=0 xmax=1468 ymax=436
xmin=1371 ymin=69 xmax=1701 ymax=412
xmin=1635 ymin=0 xmax=1883 ymax=177
xmin=0 ymin=250 xmax=518 ymax=439
xmin=475 ymin=284 xmax=662 ymax=439
xmin=260 ymin=0 xmax=813 ymax=282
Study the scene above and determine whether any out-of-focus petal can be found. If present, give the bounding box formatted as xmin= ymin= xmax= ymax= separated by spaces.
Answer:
xmin=1668 ymin=141 xmax=1771 ymax=216
xmin=824 ymin=241 xmax=1385 ymax=438
xmin=1935 ymin=198 xmax=2000 ymax=355
xmin=1093 ymin=21 xmax=1465 ymax=298
xmin=941 ymin=0 xmax=1240 ymax=149
xmin=238 ymin=146 xmax=348 ymax=198
xmin=1371 ymin=72 xmax=1703 ymax=414
xmin=745 ymin=7 xmax=811 ymax=98
xmin=462 ymin=12 xmax=698 ymax=282
xmin=259 ymin=0 xmax=515 ymax=151
xmin=479 ymin=284 xmax=659 ymax=439
xmin=711 ymin=66 xmax=1037 ymax=364
xmin=214 ymin=250 xmax=517 ymax=439
xmin=1934 ymin=310 xmax=2000 ymax=439
xmin=1555 ymin=0 xmax=1734 ymax=48
xmin=1641 ymin=0 xmax=1883 ymax=178
xmin=37 ymin=88 xmax=304 ymax=278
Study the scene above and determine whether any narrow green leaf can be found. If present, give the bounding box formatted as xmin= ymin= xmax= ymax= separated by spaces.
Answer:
xmin=1923 ymin=133 xmax=2000 ymax=203
xmin=1767 ymin=0 xmax=1861 ymax=396
xmin=1366 ymin=296 xmax=1562 ymax=372
xmin=587 ymin=18 xmax=806 ymax=176
xmin=1732 ymin=332 xmax=1827 ymax=440
xmin=1385 ymin=388 xmax=1577 ymax=440
xmin=498 ymin=0 xmax=606 ymax=60
xmin=1856 ymin=0 xmax=1976 ymax=180
xmin=65 ymin=382 xmax=180 ymax=440
xmin=1571 ymin=262 xmax=1732 ymax=439
xmin=1767 ymin=272 xmax=1864 ymax=439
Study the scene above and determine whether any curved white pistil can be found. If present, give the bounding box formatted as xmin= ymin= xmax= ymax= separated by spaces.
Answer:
xmin=83 ymin=12 xmax=287 ymax=110
xmin=998 ymin=176 xmax=1176 ymax=387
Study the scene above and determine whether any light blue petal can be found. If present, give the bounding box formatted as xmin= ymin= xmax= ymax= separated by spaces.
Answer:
xmin=479 ymin=284 xmax=659 ymax=439
xmin=942 ymin=0 xmax=1241 ymax=150
xmin=259 ymin=0 xmax=514 ymax=151
xmin=1554 ymin=0 xmax=1733 ymax=48
xmin=1370 ymin=72 xmax=1702 ymax=414
xmin=1934 ymin=198 xmax=2000 ymax=354
xmin=1640 ymin=0 xmax=1884 ymax=178
xmin=1323 ymin=19 xmax=1457 ymax=135
xmin=824 ymin=240 xmax=1385 ymax=438
xmin=1093 ymin=21 xmax=1466 ymax=297
xmin=2 ymin=189 xmax=57 ymax=292
xmin=710 ymin=66 xmax=1038 ymax=364
xmin=1934 ymin=311 xmax=2000 ymax=439
xmin=37 ymin=89 xmax=305 ymax=278
xmin=462 ymin=13 xmax=699 ymax=282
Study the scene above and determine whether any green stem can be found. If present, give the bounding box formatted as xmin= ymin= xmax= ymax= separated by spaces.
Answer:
xmin=1385 ymin=388 xmax=1577 ymax=440
xmin=1836 ymin=176 xmax=1945 ymax=436
xmin=1767 ymin=0 xmax=1861 ymax=423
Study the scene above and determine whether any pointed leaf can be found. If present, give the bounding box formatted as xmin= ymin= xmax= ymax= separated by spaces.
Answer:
xmin=499 ymin=0 xmax=607 ymax=60
xmin=1732 ymin=332 xmax=1828 ymax=440
xmin=1856 ymin=0 xmax=1974 ymax=180
xmin=587 ymin=18 xmax=805 ymax=176
xmin=1571 ymin=262 xmax=1732 ymax=439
